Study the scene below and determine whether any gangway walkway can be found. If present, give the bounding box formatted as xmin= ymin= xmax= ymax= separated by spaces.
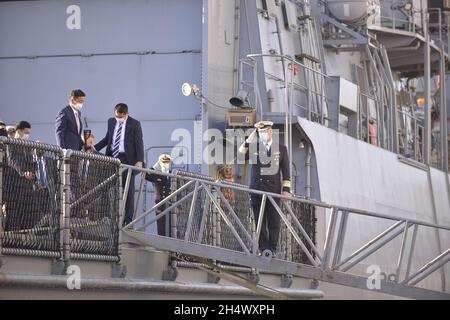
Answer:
xmin=121 ymin=164 xmax=450 ymax=300
xmin=0 ymin=138 xmax=448 ymax=300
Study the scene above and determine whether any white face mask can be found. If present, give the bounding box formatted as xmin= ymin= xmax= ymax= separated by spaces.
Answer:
xmin=72 ymin=103 xmax=83 ymax=111
xmin=22 ymin=134 xmax=30 ymax=140
xmin=259 ymin=131 xmax=269 ymax=143
xmin=160 ymin=163 xmax=170 ymax=173
xmin=115 ymin=117 xmax=126 ymax=124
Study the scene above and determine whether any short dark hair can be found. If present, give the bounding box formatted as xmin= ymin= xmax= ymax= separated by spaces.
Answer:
xmin=115 ymin=103 xmax=128 ymax=114
xmin=70 ymin=89 xmax=86 ymax=99
xmin=15 ymin=121 xmax=31 ymax=131
xmin=0 ymin=122 xmax=6 ymax=137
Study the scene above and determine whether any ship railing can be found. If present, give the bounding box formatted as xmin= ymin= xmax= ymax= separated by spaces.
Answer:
xmin=1 ymin=136 xmax=448 ymax=296
xmin=246 ymin=53 xmax=330 ymax=127
xmin=124 ymin=165 xmax=323 ymax=268
xmin=378 ymin=13 xmax=421 ymax=35
xmin=244 ymin=53 xmax=330 ymax=190
xmin=122 ymin=164 xmax=450 ymax=296
xmin=0 ymin=137 xmax=63 ymax=258
xmin=0 ymin=137 xmax=121 ymax=263
xmin=376 ymin=3 xmax=450 ymax=56
xmin=428 ymin=8 xmax=450 ymax=57
xmin=397 ymin=109 xmax=425 ymax=163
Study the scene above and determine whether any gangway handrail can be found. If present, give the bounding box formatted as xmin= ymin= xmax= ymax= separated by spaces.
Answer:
xmin=122 ymin=162 xmax=450 ymax=299
xmin=1 ymin=137 xmax=448 ymax=299
xmin=246 ymin=53 xmax=331 ymax=79
xmin=0 ymin=137 xmax=121 ymax=262
xmin=121 ymin=164 xmax=450 ymax=232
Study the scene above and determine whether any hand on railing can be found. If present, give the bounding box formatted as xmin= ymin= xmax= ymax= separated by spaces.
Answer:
xmin=23 ymin=171 xmax=36 ymax=181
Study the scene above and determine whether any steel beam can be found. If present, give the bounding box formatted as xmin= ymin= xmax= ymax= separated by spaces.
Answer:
xmin=424 ymin=12 xmax=432 ymax=165
xmin=334 ymin=220 xmax=404 ymax=270
xmin=138 ymin=187 xmax=201 ymax=232
xmin=125 ymin=180 xmax=195 ymax=229
xmin=120 ymin=168 xmax=132 ymax=220
xmin=340 ymin=222 xmax=413 ymax=273
xmin=322 ymin=208 xmax=338 ymax=269
xmin=184 ymin=181 xmax=200 ymax=241
xmin=396 ymin=222 xmax=410 ymax=281
xmin=332 ymin=210 xmax=349 ymax=268
xmin=268 ymin=196 xmax=318 ymax=267
xmin=121 ymin=230 xmax=450 ymax=300
xmin=405 ymin=249 xmax=450 ymax=286
xmin=320 ymin=14 xmax=369 ymax=45
xmin=254 ymin=194 xmax=267 ymax=254
xmin=216 ymin=188 xmax=254 ymax=245
xmin=203 ymin=184 xmax=250 ymax=254
xmin=439 ymin=44 xmax=449 ymax=173
xmin=283 ymin=200 xmax=323 ymax=262
xmin=197 ymin=187 xmax=211 ymax=244
xmin=404 ymin=224 xmax=419 ymax=282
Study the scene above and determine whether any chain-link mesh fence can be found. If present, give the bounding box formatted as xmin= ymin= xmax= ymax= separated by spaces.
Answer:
xmin=171 ymin=172 xmax=212 ymax=244
xmin=164 ymin=170 xmax=317 ymax=263
xmin=68 ymin=151 xmax=121 ymax=258
xmin=215 ymin=184 xmax=254 ymax=252
xmin=279 ymin=201 xmax=316 ymax=264
xmin=0 ymin=138 xmax=62 ymax=256
xmin=171 ymin=172 xmax=254 ymax=254
xmin=130 ymin=167 xmax=317 ymax=268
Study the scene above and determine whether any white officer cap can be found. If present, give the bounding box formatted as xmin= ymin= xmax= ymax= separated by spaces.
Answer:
xmin=254 ymin=120 xmax=273 ymax=131
xmin=158 ymin=154 xmax=172 ymax=163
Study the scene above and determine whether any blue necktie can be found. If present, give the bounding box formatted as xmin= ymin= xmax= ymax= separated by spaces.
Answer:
xmin=112 ymin=123 xmax=123 ymax=158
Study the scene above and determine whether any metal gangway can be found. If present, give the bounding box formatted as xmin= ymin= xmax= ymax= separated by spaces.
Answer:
xmin=1 ymin=138 xmax=449 ymax=299
xmin=121 ymin=164 xmax=450 ymax=300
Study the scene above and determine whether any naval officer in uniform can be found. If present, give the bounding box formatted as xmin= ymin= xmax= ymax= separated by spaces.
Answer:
xmin=145 ymin=154 xmax=173 ymax=236
xmin=239 ymin=121 xmax=291 ymax=257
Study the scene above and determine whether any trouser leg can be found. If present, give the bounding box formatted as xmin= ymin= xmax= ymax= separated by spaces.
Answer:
xmin=156 ymin=203 xmax=168 ymax=236
xmin=122 ymin=171 xmax=135 ymax=226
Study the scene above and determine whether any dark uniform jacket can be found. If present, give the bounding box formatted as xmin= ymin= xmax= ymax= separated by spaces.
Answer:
xmin=145 ymin=170 xmax=171 ymax=202
xmin=241 ymin=141 xmax=291 ymax=194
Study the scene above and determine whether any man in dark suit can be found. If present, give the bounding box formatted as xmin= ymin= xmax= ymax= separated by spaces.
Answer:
xmin=0 ymin=121 xmax=7 ymax=137
xmin=55 ymin=89 xmax=87 ymax=151
xmin=95 ymin=103 xmax=144 ymax=226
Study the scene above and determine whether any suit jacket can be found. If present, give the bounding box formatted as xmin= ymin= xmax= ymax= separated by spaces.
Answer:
xmin=95 ymin=116 xmax=144 ymax=165
xmin=55 ymin=105 xmax=83 ymax=150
